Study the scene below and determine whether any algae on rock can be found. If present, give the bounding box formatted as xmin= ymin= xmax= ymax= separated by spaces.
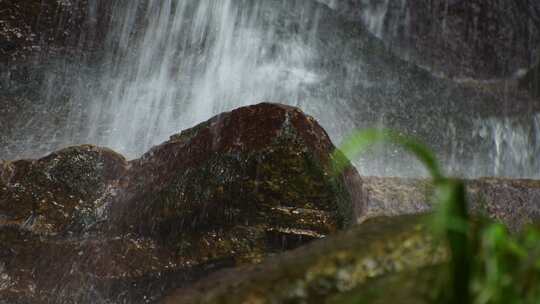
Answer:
xmin=162 ymin=215 xmax=447 ymax=304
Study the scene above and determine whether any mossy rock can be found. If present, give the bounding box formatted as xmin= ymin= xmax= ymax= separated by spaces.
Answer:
xmin=0 ymin=145 xmax=127 ymax=235
xmin=109 ymin=103 xmax=361 ymax=263
xmin=0 ymin=103 xmax=363 ymax=303
xmin=161 ymin=215 xmax=447 ymax=304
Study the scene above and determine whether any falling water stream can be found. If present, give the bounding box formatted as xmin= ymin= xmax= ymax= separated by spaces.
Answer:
xmin=58 ymin=0 xmax=338 ymax=156
xmin=5 ymin=0 xmax=540 ymax=178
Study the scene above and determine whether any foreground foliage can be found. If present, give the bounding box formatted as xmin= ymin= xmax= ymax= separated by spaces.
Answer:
xmin=336 ymin=129 xmax=540 ymax=304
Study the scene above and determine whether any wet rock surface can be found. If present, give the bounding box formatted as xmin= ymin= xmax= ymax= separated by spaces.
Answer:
xmin=0 ymin=145 xmax=128 ymax=235
xmin=360 ymin=176 xmax=540 ymax=231
xmin=108 ymin=103 xmax=359 ymax=245
xmin=399 ymin=0 xmax=540 ymax=79
xmin=324 ymin=0 xmax=540 ymax=80
xmin=520 ymin=59 xmax=540 ymax=98
xmin=0 ymin=103 xmax=360 ymax=303
xmin=0 ymin=0 xmax=112 ymax=65
xmin=160 ymin=176 xmax=540 ymax=303
xmin=161 ymin=214 xmax=446 ymax=304
xmin=0 ymin=0 xmax=116 ymax=161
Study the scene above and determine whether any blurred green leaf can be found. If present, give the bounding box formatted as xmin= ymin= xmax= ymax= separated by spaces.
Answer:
xmin=333 ymin=129 xmax=442 ymax=180
xmin=335 ymin=128 xmax=540 ymax=304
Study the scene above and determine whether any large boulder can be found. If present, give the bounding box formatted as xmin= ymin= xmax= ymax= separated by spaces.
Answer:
xmin=0 ymin=103 xmax=361 ymax=303
xmin=107 ymin=102 xmax=359 ymax=257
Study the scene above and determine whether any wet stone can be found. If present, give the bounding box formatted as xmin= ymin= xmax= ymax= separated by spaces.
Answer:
xmin=0 ymin=103 xmax=362 ymax=303
xmin=0 ymin=145 xmax=128 ymax=236
xmin=161 ymin=215 xmax=447 ymax=304
xmin=359 ymin=176 xmax=540 ymax=231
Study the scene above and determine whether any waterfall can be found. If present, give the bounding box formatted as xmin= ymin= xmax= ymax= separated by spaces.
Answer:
xmin=57 ymin=0 xmax=332 ymax=157
xmin=5 ymin=0 xmax=539 ymax=178
xmin=472 ymin=114 xmax=540 ymax=178
xmin=361 ymin=0 xmax=391 ymax=38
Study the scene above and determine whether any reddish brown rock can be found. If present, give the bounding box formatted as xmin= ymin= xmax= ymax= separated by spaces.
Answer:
xmin=0 ymin=103 xmax=361 ymax=303
xmin=0 ymin=145 xmax=128 ymax=236
xmin=111 ymin=103 xmax=357 ymax=233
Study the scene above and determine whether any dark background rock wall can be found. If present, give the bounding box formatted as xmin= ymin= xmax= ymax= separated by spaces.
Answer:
xmin=321 ymin=0 xmax=540 ymax=80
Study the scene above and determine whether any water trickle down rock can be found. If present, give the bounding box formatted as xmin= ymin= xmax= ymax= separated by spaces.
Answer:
xmin=0 ymin=103 xmax=361 ymax=303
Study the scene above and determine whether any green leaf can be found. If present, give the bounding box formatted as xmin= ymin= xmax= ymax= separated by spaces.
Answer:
xmin=333 ymin=129 xmax=442 ymax=180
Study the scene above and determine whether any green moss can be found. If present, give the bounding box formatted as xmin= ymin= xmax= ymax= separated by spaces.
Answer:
xmin=327 ymin=265 xmax=444 ymax=304
xmin=121 ymin=124 xmax=356 ymax=269
xmin=161 ymin=215 xmax=447 ymax=304
xmin=0 ymin=147 xmax=124 ymax=235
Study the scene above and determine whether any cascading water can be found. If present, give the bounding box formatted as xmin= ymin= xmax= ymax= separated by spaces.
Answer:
xmin=56 ymin=0 xmax=335 ymax=157
xmin=360 ymin=0 xmax=392 ymax=39
xmin=353 ymin=0 xmax=540 ymax=178
xmin=5 ymin=0 xmax=540 ymax=178
xmin=472 ymin=113 xmax=540 ymax=178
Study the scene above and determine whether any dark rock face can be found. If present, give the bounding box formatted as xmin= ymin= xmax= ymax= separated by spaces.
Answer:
xmin=0 ymin=103 xmax=360 ymax=303
xmin=325 ymin=0 xmax=540 ymax=80
xmin=0 ymin=0 xmax=116 ymax=161
xmin=519 ymin=60 xmax=540 ymax=98
xmin=414 ymin=0 xmax=539 ymax=79
xmin=398 ymin=0 xmax=539 ymax=79
xmin=0 ymin=0 xmax=112 ymax=65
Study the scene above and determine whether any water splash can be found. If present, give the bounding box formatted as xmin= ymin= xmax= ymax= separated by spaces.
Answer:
xmin=5 ymin=0 xmax=539 ymax=179
xmin=472 ymin=114 xmax=540 ymax=178
xmin=49 ymin=0 xmax=328 ymax=157
xmin=361 ymin=0 xmax=391 ymax=38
